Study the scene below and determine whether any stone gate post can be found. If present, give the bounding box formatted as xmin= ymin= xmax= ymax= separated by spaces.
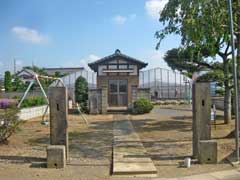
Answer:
xmin=192 ymin=82 xmax=211 ymax=158
xmin=48 ymin=87 xmax=69 ymax=159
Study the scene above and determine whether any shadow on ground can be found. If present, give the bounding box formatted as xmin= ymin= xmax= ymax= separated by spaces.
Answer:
xmin=131 ymin=118 xmax=192 ymax=133
xmin=0 ymin=155 xmax=45 ymax=163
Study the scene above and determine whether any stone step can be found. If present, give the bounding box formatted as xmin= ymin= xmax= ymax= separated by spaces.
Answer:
xmin=112 ymin=118 xmax=157 ymax=177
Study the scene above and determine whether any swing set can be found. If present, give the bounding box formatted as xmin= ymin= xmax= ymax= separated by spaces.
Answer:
xmin=17 ymin=68 xmax=88 ymax=125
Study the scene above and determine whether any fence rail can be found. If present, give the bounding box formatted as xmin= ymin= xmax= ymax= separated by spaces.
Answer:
xmin=1 ymin=67 xmax=192 ymax=101
xmin=139 ymin=68 xmax=191 ymax=100
xmin=41 ymin=67 xmax=192 ymax=100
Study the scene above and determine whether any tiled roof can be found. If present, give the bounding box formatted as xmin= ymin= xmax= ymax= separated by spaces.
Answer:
xmin=88 ymin=49 xmax=148 ymax=72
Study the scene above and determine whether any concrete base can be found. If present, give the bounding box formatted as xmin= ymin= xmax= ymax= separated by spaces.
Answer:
xmin=113 ymin=116 xmax=157 ymax=176
xmin=199 ymin=140 xmax=217 ymax=164
xmin=47 ymin=145 xmax=66 ymax=168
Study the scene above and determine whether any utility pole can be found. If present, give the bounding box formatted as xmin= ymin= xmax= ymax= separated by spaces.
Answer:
xmin=228 ymin=0 xmax=239 ymax=163
xmin=14 ymin=58 xmax=16 ymax=74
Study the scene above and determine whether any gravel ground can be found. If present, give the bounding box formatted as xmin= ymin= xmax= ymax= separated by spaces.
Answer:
xmin=0 ymin=105 xmax=236 ymax=179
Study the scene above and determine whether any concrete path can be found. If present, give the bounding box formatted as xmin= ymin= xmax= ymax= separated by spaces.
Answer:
xmin=155 ymin=169 xmax=240 ymax=180
xmin=112 ymin=115 xmax=157 ymax=176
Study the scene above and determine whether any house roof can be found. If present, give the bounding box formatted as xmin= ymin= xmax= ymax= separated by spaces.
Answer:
xmin=17 ymin=68 xmax=36 ymax=77
xmin=16 ymin=68 xmax=37 ymax=81
xmin=88 ymin=49 xmax=148 ymax=72
xmin=43 ymin=67 xmax=84 ymax=71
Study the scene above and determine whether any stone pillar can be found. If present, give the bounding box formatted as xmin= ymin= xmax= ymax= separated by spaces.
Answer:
xmin=101 ymin=86 xmax=108 ymax=114
xmin=49 ymin=87 xmax=69 ymax=159
xmin=192 ymin=82 xmax=211 ymax=159
xmin=88 ymin=89 xmax=102 ymax=114
xmin=130 ymin=87 xmax=137 ymax=109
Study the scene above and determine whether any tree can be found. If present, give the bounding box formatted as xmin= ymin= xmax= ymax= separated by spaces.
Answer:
xmin=163 ymin=48 xmax=214 ymax=77
xmin=12 ymin=76 xmax=24 ymax=91
xmin=22 ymin=66 xmax=53 ymax=90
xmin=4 ymin=71 xmax=12 ymax=92
xmin=156 ymin=0 xmax=233 ymax=123
xmin=54 ymin=71 xmax=66 ymax=78
xmin=75 ymin=76 xmax=88 ymax=113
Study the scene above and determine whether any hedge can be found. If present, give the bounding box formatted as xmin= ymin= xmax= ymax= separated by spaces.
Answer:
xmin=20 ymin=96 xmax=47 ymax=108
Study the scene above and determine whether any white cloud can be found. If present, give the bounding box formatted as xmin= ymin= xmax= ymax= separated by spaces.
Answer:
xmin=88 ymin=54 xmax=100 ymax=61
xmin=80 ymin=54 xmax=100 ymax=71
xmin=151 ymin=50 xmax=164 ymax=60
xmin=11 ymin=26 xmax=49 ymax=44
xmin=141 ymin=50 xmax=170 ymax=70
xmin=145 ymin=0 xmax=168 ymax=19
xmin=112 ymin=13 xmax=137 ymax=25
xmin=112 ymin=15 xmax=127 ymax=25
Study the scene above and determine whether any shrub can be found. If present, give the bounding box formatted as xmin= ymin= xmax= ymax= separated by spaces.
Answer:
xmin=4 ymin=71 xmax=12 ymax=92
xmin=0 ymin=99 xmax=17 ymax=109
xmin=132 ymin=98 xmax=153 ymax=114
xmin=75 ymin=76 xmax=88 ymax=113
xmin=20 ymin=96 xmax=47 ymax=108
xmin=0 ymin=108 xmax=22 ymax=143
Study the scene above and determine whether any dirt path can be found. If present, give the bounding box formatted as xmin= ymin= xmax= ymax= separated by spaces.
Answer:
xmin=0 ymin=105 xmax=236 ymax=179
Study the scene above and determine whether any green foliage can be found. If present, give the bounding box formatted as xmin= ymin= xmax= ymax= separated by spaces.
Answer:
xmin=0 ymin=108 xmax=22 ymax=143
xmin=22 ymin=66 xmax=53 ymax=89
xmin=4 ymin=71 xmax=12 ymax=92
xmin=132 ymin=98 xmax=153 ymax=114
xmin=156 ymin=0 xmax=231 ymax=55
xmin=12 ymin=76 xmax=25 ymax=91
xmin=197 ymin=69 xmax=225 ymax=82
xmin=164 ymin=48 xmax=199 ymax=77
xmin=215 ymin=88 xmax=225 ymax=96
xmin=156 ymin=0 xmax=233 ymax=72
xmin=156 ymin=1 xmax=236 ymax=123
xmin=23 ymin=66 xmax=48 ymax=76
xmin=54 ymin=71 xmax=66 ymax=78
xmin=75 ymin=76 xmax=88 ymax=113
xmin=20 ymin=96 xmax=47 ymax=108
xmin=164 ymin=48 xmax=225 ymax=80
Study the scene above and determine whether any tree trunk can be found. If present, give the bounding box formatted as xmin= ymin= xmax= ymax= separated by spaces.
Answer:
xmin=224 ymin=58 xmax=232 ymax=124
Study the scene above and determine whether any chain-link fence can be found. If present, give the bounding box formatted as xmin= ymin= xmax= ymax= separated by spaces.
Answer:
xmin=51 ymin=69 xmax=96 ymax=100
xmin=54 ymin=67 xmax=191 ymax=100
xmin=139 ymin=68 xmax=191 ymax=100
xmin=60 ymin=69 xmax=96 ymax=89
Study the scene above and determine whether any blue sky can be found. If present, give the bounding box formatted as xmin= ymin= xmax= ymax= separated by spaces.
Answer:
xmin=0 ymin=0 xmax=181 ymax=75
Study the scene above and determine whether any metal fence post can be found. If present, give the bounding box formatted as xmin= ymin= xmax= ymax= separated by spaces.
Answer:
xmin=167 ymin=70 xmax=170 ymax=99
xmin=175 ymin=71 xmax=177 ymax=98
xmin=148 ymin=70 xmax=151 ymax=88
xmin=154 ymin=68 xmax=157 ymax=93
xmin=160 ymin=68 xmax=163 ymax=98
xmin=180 ymin=74 xmax=182 ymax=98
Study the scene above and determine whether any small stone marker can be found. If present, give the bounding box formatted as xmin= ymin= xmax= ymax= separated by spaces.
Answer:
xmin=192 ymin=83 xmax=211 ymax=159
xmin=47 ymin=145 xmax=66 ymax=168
xmin=48 ymin=87 xmax=69 ymax=159
xmin=199 ymin=140 xmax=217 ymax=164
